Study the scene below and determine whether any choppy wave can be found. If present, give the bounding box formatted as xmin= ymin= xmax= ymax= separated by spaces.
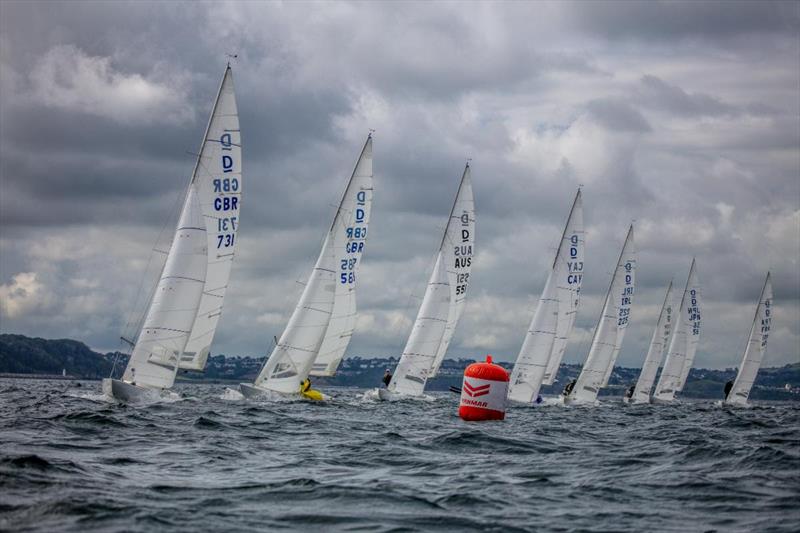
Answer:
xmin=1 ymin=378 xmax=798 ymax=532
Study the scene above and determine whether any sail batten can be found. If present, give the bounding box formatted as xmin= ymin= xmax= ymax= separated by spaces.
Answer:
xmin=508 ymin=190 xmax=584 ymax=404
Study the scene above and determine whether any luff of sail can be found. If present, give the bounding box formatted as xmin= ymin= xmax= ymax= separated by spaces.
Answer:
xmin=430 ymin=164 xmax=476 ymax=377
xmin=310 ymin=137 xmax=374 ymax=376
xmin=388 ymin=254 xmax=451 ymax=396
xmin=569 ymin=225 xmax=635 ymax=404
xmin=543 ymin=191 xmax=585 ymax=386
xmin=180 ymin=65 xmax=242 ymax=371
xmin=122 ymin=185 xmax=208 ymax=389
xmin=726 ymin=273 xmax=773 ymax=406
xmin=250 ymin=136 xmax=373 ymax=395
xmin=388 ymin=164 xmax=475 ymax=396
xmin=629 ymin=281 xmax=673 ymax=403
xmin=653 ymin=258 xmax=700 ymax=402
xmin=508 ymin=189 xmax=584 ymax=404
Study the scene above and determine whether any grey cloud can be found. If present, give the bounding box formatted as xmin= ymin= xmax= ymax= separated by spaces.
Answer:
xmin=637 ymin=75 xmax=741 ymax=117
xmin=567 ymin=1 xmax=800 ymax=41
xmin=1 ymin=1 xmax=798 ymax=369
xmin=585 ymin=98 xmax=652 ymax=132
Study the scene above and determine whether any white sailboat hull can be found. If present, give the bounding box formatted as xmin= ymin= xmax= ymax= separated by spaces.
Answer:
xmin=102 ymin=378 xmax=162 ymax=403
xmin=238 ymin=383 xmax=291 ymax=400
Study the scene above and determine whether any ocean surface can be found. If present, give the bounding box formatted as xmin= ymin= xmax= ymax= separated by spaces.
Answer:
xmin=1 ymin=379 xmax=798 ymax=532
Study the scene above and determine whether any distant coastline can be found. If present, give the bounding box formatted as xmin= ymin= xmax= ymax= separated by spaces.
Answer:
xmin=1 ymin=333 xmax=798 ymax=400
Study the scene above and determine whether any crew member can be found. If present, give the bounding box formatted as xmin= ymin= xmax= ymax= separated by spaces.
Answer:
xmin=382 ymin=369 xmax=392 ymax=388
xmin=724 ymin=380 xmax=733 ymax=399
xmin=563 ymin=379 xmax=576 ymax=396
xmin=300 ymin=378 xmax=312 ymax=394
xmin=625 ymin=384 xmax=635 ymax=399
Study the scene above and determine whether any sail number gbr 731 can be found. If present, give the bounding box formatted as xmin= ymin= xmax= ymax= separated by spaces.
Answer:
xmin=212 ymin=131 xmax=240 ymax=249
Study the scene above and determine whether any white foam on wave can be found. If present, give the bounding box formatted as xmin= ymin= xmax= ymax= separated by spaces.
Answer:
xmin=221 ymin=387 xmax=245 ymax=401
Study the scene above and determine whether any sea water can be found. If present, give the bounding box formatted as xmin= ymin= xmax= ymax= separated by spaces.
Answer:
xmin=1 ymin=379 xmax=798 ymax=532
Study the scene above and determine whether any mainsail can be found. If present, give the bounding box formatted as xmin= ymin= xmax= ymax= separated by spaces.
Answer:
xmin=120 ymin=65 xmax=241 ymax=390
xmin=388 ymin=164 xmax=475 ymax=395
xmin=726 ymin=273 xmax=773 ymax=406
xmin=653 ymin=258 xmax=701 ymax=402
xmin=629 ymin=281 xmax=673 ymax=403
xmin=508 ymin=189 xmax=584 ymax=404
xmin=180 ymin=65 xmax=242 ymax=371
xmin=569 ymin=225 xmax=635 ymax=404
xmin=252 ymin=136 xmax=373 ymax=394
xmin=310 ymin=138 xmax=374 ymax=376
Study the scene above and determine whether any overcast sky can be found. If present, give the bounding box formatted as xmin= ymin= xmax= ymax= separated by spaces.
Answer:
xmin=1 ymin=1 xmax=798 ymax=370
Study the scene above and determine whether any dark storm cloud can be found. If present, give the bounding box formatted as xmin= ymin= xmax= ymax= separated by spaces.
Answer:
xmin=0 ymin=1 xmax=797 ymax=368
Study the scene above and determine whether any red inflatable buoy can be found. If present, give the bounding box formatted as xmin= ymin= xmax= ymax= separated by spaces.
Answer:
xmin=458 ymin=355 xmax=509 ymax=421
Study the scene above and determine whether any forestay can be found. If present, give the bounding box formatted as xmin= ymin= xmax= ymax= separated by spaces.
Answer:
xmin=570 ymin=225 xmax=635 ymax=404
xmin=388 ymin=164 xmax=475 ymax=395
xmin=629 ymin=281 xmax=673 ymax=403
xmin=253 ymin=136 xmax=373 ymax=394
xmin=180 ymin=65 xmax=243 ymax=371
xmin=122 ymin=186 xmax=208 ymax=389
xmin=726 ymin=273 xmax=773 ymax=406
xmin=508 ymin=190 xmax=584 ymax=404
xmin=310 ymin=138 xmax=374 ymax=376
xmin=653 ymin=259 xmax=700 ymax=402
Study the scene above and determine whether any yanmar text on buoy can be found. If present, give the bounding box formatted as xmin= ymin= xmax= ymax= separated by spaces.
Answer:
xmin=458 ymin=355 xmax=509 ymax=421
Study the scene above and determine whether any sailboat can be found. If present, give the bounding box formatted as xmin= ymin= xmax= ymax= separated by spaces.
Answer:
xmin=624 ymin=281 xmax=673 ymax=404
xmin=239 ymin=135 xmax=373 ymax=400
xmin=507 ymin=189 xmax=584 ymax=405
xmin=652 ymin=258 xmax=701 ymax=403
xmin=377 ymin=164 xmax=475 ymax=400
xmin=725 ymin=273 xmax=772 ymax=407
xmin=562 ymin=225 xmax=635 ymax=405
xmin=103 ymin=64 xmax=242 ymax=402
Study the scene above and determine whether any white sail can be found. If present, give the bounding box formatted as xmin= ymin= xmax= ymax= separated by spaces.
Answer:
xmin=430 ymin=165 xmax=476 ymax=376
xmin=569 ymin=225 xmax=635 ymax=404
xmin=310 ymin=138 xmax=374 ymax=376
xmin=676 ymin=264 xmax=701 ymax=390
xmin=508 ymin=189 xmax=584 ymax=404
xmin=726 ymin=273 xmax=773 ymax=406
xmin=252 ymin=136 xmax=373 ymax=394
xmin=388 ymin=164 xmax=475 ymax=395
xmin=653 ymin=258 xmax=700 ymax=402
xmin=388 ymin=254 xmax=451 ymax=396
xmin=122 ymin=185 xmax=208 ymax=389
xmin=629 ymin=281 xmax=674 ymax=403
xmin=180 ymin=65 xmax=242 ymax=371
xmin=543 ymin=191 xmax=585 ymax=385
